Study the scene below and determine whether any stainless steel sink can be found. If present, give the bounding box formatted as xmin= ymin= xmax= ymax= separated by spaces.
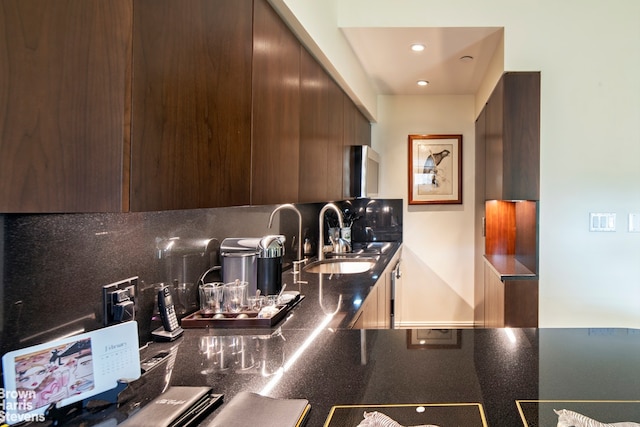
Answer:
xmin=304 ymin=258 xmax=376 ymax=275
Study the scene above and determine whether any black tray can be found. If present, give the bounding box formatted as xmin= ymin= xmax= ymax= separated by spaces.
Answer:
xmin=181 ymin=295 xmax=303 ymax=329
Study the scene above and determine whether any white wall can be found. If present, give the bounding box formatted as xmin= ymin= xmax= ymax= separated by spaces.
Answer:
xmin=277 ymin=0 xmax=640 ymax=327
xmin=373 ymin=95 xmax=476 ymax=327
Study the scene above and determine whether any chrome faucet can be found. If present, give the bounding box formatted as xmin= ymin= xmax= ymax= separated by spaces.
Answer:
xmin=318 ymin=203 xmax=344 ymax=262
xmin=268 ymin=203 xmax=302 ymax=262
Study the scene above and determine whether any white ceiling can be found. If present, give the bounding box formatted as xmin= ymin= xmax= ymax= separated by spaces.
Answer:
xmin=340 ymin=27 xmax=504 ymax=96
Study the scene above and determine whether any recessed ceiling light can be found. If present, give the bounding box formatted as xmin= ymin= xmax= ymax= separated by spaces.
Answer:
xmin=410 ymin=43 xmax=425 ymax=52
xmin=459 ymin=55 xmax=474 ymax=62
xmin=417 ymin=80 xmax=429 ymax=87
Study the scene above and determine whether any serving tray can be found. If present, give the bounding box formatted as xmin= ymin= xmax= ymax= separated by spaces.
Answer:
xmin=180 ymin=295 xmax=303 ymax=329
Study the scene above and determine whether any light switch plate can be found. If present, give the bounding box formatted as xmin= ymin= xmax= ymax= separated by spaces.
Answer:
xmin=629 ymin=213 xmax=640 ymax=232
xmin=589 ymin=212 xmax=616 ymax=232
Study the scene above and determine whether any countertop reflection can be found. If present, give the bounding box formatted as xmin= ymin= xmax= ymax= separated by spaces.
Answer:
xmin=134 ymin=327 xmax=640 ymax=427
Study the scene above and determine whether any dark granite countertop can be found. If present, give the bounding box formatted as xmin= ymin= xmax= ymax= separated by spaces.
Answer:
xmin=61 ymin=327 xmax=640 ymax=427
xmin=21 ymin=245 xmax=640 ymax=426
xmin=268 ymin=241 xmax=403 ymax=330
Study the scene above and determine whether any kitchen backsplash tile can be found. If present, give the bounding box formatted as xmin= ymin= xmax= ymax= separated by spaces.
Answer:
xmin=0 ymin=199 xmax=401 ymax=354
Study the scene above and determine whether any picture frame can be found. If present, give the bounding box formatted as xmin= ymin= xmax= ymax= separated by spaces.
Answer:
xmin=408 ymin=134 xmax=462 ymax=205
xmin=406 ymin=329 xmax=462 ymax=349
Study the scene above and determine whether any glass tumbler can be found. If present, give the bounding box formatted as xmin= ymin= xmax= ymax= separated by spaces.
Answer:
xmin=199 ymin=282 xmax=224 ymax=315
xmin=224 ymin=280 xmax=248 ymax=313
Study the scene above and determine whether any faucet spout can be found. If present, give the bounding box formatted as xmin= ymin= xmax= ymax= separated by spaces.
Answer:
xmin=318 ymin=203 xmax=344 ymax=262
xmin=268 ymin=203 xmax=303 ymax=261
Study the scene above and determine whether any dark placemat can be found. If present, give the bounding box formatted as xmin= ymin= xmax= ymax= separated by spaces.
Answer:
xmin=324 ymin=403 xmax=487 ymax=427
xmin=517 ymin=400 xmax=640 ymax=427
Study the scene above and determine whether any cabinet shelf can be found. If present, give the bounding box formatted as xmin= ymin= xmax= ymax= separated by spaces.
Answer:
xmin=484 ymin=254 xmax=537 ymax=281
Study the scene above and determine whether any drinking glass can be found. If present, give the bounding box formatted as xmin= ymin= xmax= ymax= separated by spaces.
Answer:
xmin=199 ymin=282 xmax=224 ymax=315
xmin=224 ymin=281 xmax=248 ymax=313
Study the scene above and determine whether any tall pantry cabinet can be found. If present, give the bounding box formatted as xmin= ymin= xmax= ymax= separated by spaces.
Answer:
xmin=475 ymin=72 xmax=540 ymax=328
xmin=0 ymin=0 xmax=370 ymax=213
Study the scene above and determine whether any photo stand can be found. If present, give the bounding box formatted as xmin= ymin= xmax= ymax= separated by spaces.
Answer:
xmin=43 ymin=380 xmax=130 ymax=426
xmin=2 ymin=322 xmax=141 ymax=426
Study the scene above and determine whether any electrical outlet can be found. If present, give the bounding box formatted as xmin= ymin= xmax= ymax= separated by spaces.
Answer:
xmin=102 ymin=276 xmax=138 ymax=326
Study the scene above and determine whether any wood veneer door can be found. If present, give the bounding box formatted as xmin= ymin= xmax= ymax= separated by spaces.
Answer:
xmin=474 ymin=108 xmax=487 ymax=326
xmin=485 ymin=76 xmax=504 ymax=201
xmin=504 ymin=279 xmax=538 ymax=327
xmin=299 ymin=46 xmax=344 ymax=202
xmin=503 ymin=72 xmax=540 ymax=201
xmin=131 ymin=0 xmax=253 ymax=211
xmin=342 ymin=98 xmax=370 ymax=198
xmin=251 ymin=0 xmax=300 ymax=205
xmin=298 ymin=46 xmax=328 ymax=203
xmin=484 ymin=262 xmax=505 ymax=327
xmin=484 ymin=72 xmax=540 ymax=201
xmin=326 ymin=77 xmax=345 ymax=200
xmin=342 ymin=97 xmax=356 ymax=198
xmin=354 ymin=108 xmax=371 ymax=147
xmin=0 ymin=0 xmax=131 ymax=212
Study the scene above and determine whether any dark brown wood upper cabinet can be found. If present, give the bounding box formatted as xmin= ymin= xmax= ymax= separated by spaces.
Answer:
xmin=326 ymin=76 xmax=345 ymax=201
xmin=485 ymin=72 xmax=540 ymax=201
xmin=131 ymin=0 xmax=253 ymax=211
xmin=298 ymin=46 xmax=345 ymax=203
xmin=299 ymin=47 xmax=329 ymax=203
xmin=0 ymin=0 xmax=132 ymax=212
xmin=0 ymin=0 xmax=369 ymax=212
xmin=250 ymin=0 xmax=300 ymax=205
xmin=342 ymin=97 xmax=371 ymax=198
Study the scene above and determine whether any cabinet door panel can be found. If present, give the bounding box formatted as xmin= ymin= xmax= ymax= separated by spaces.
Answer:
xmin=484 ymin=72 xmax=540 ymax=201
xmin=342 ymin=99 xmax=370 ymax=198
xmin=299 ymin=47 xmax=328 ymax=202
xmin=326 ymin=78 xmax=345 ymax=200
xmin=484 ymin=262 xmax=504 ymax=327
xmin=251 ymin=0 xmax=300 ymax=205
xmin=0 ymin=0 xmax=131 ymax=212
xmin=503 ymin=73 xmax=540 ymax=200
xmin=474 ymin=108 xmax=487 ymax=325
xmin=363 ymin=289 xmax=377 ymax=329
xmin=504 ymin=279 xmax=538 ymax=327
xmin=355 ymin=109 xmax=371 ymax=147
xmin=131 ymin=0 xmax=253 ymax=211
xmin=485 ymin=77 xmax=504 ymax=201
xmin=299 ymin=47 xmax=345 ymax=202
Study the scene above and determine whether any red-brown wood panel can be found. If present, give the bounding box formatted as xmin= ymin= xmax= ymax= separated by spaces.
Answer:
xmin=485 ymin=200 xmax=516 ymax=255
xmin=515 ymin=200 xmax=538 ymax=273
xmin=131 ymin=0 xmax=253 ymax=211
xmin=0 ymin=0 xmax=132 ymax=212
